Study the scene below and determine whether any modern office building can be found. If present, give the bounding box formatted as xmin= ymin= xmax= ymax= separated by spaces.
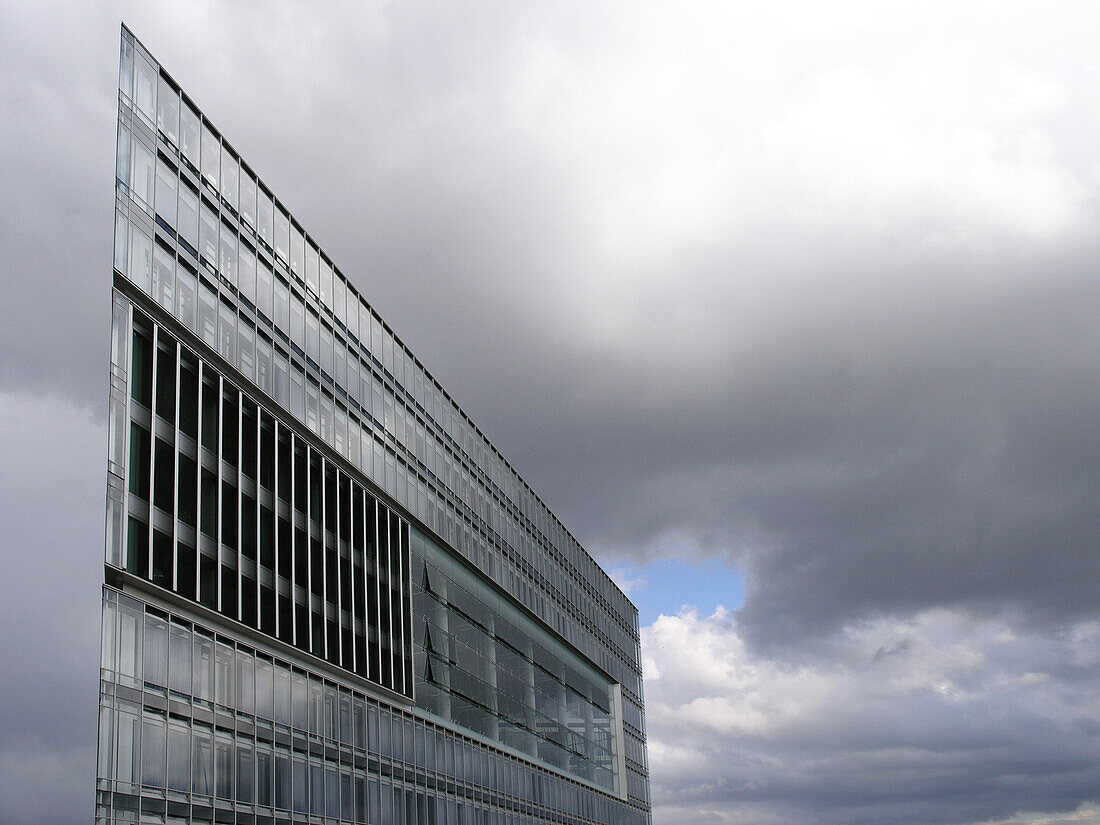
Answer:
xmin=95 ymin=25 xmax=650 ymax=825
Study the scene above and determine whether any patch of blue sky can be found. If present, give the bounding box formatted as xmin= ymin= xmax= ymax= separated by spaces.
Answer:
xmin=608 ymin=557 xmax=746 ymax=628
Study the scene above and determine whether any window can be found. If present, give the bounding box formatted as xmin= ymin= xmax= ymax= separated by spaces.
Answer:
xmin=131 ymin=140 xmax=155 ymax=207
xmin=201 ymin=123 xmax=219 ymax=190
xmin=219 ymin=221 xmax=237 ymax=284
xmin=220 ymin=145 xmax=239 ymax=211
xmin=177 ymin=181 xmax=199 ymax=254
xmin=239 ymin=242 xmax=256 ymax=304
xmin=199 ymin=200 xmax=218 ymax=269
xmin=176 ymin=264 xmax=197 ymax=336
xmin=274 ymin=205 xmax=289 ymax=263
xmin=180 ymin=99 xmax=200 ymax=170
xmin=154 ymin=157 xmax=177 ymax=226
xmin=128 ymin=223 xmax=153 ymax=294
xmin=257 ymin=186 xmax=274 ymax=248
xmin=191 ymin=725 xmax=213 ymax=795
xmin=156 ymin=75 xmax=178 ymax=144
xmin=239 ymin=168 xmax=256 ymax=227
xmin=133 ymin=50 xmax=157 ymax=122
xmin=257 ymin=260 xmax=273 ymax=319
xmin=153 ymin=242 xmax=174 ymax=312
xmin=141 ymin=715 xmax=166 ymax=787
xmin=305 ymin=242 xmax=319 ymax=296
xmin=167 ymin=720 xmax=190 ymax=791
xmin=290 ymin=225 xmax=304 ymax=282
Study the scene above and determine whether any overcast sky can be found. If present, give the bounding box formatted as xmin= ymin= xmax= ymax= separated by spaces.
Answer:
xmin=2 ymin=2 xmax=1100 ymax=823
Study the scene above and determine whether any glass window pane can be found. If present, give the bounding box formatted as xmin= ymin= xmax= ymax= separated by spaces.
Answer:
xmin=240 ymin=168 xmax=257 ymax=228
xmin=119 ymin=33 xmax=134 ymax=98
xmin=192 ymin=725 xmax=214 ymax=795
xmin=176 ymin=263 xmax=197 ymax=330
xmin=346 ymin=289 xmax=359 ymax=340
xmin=178 ymin=181 xmax=199 ymax=253
xmin=117 ymin=596 xmax=144 ymax=689
xmin=180 ymin=99 xmax=200 ymax=169
xmin=143 ymin=613 xmax=168 ymax=687
xmin=274 ymin=277 xmax=290 ymax=336
xmin=221 ymin=145 xmax=239 ymax=211
xmin=199 ymin=199 xmax=218 ymax=269
xmin=155 ymin=160 xmax=178 ymax=228
xmin=239 ymin=242 xmax=256 ymax=305
xmin=134 ymin=50 xmax=157 ymax=122
xmin=116 ymin=122 xmax=131 ymax=189
xmin=201 ymin=123 xmax=219 ymax=190
xmin=256 ymin=656 xmax=274 ymax=721
xmin=215 ymin=641 xmax=236 ymax=708
xmin=237 ymin=648 xmax=255 ymax=716
xmin=168 ymin=623 xmax=191 ymax=694
xmin=167 ymin=720 xmax=190 ymax=791
xmin=141 ymin=715 xmax=166 ymax=787
xmin=198 ymin=278 xmax=218 ymax=347
xmin=193 ymin=632 xmax=214 ymax=703
xmin=215 ymin=732 xmax=234 ymax=798
xmin=131 ymin=140 xmax=155 ymax=206
xmin=219 ymin=221 xmax=237 ymax=285
xmin=257 ymin=746 xmax=274 ymax=806
xmin=257 ymin=260 xmax=273 ymax=320
xmin=274 ymin=206 xmax=289 ymax=263
xmin=257 ymin=187 xmax=274 ymax=248
xmin=236 ymin=744 xmax=254 ymax=803
xmin=318 ymin=258 xmax=332 ymax=311
xmin=156 ymin=75 xmax=179 ymax=144
xmin=219 ymin=301 xmax=236 ymax=366
xmin=333 ymin=273 xmax=345 ymax=326
xmin=153 ymin=242 xmax=175 ymax=312
xmin=290 ymin=226 xmax=304 ymax=281
xmin=306 ymin=244 xmax=320 ymax=297
xmin=128 ymin=224 xmax=152 ymax=294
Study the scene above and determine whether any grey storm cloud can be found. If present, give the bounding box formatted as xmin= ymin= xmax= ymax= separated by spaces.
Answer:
xmin=2 ymin=1 xmax=1100 ymax=823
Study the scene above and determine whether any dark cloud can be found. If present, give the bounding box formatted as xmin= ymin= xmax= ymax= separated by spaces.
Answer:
xmin=3 ymin=1 xmax=1100 ymax=824
xmin=0 ymin=392 xmax=103 ymax=823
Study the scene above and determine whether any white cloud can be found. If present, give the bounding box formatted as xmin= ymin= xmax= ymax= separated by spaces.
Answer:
xmin=643 ymin=607 xmax=1100 ymax=825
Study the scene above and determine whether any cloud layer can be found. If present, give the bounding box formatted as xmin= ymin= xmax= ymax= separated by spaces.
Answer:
xmin=2 ymin=1 xmax=1100 ymax=823
xmin=644 ymin=607 xmax=1100 ymax=824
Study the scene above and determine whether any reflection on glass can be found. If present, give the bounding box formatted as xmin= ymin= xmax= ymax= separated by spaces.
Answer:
xmin=180 ymin=100 xmax=200 ymax=169
xmin=156 ymin=75 xmax=178 ymax=144
xmin=201 ymin=124 xmax=219 ymax=190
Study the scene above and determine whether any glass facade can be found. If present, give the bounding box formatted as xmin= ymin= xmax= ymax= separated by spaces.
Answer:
xmin=99 ymin=25 xmax=650 ymax=825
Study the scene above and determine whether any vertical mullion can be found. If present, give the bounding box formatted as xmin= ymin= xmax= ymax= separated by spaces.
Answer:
xmin=147 ymin=324 xmax=158 ymax=578
xmin=121 ymin=300 xmax=133 ymax=569
xmin=306 ymin=444 xmax=313 ymax=655
xmin=215 ymin=373 xmax=223 ymax=613
xmin=390 ymin=514 xmax=400 ymax=696
xmin=237 ymin=389 xmax=243 ymax=622
xmin=334 ymin=471 xmax=343 ymax=668
xmin=172 ymin=340 xmax=181 ymax=592
xmin=401 ymin=520 xmax=411 ymax=698
xmin=384 ymin=509 xmax=395 ymax=690
xmin=374 ymin=497 xmax=383 ymax=684
xmin=349 ymin=482 xmax=358 ymax=674
xmin=273 ymin=418 xmax=280 ymax=638
xmin=194 ymin=361 xmax=203 ymax=602
xmin=360 ymin=488 xmax=370 ymax=680
xmin=290 ymin=432 xmax=298 ymax=648
xmin=349 ymin=481 xmax=358 ymax=673
xmin=255 ymin=401 xmax=262 ymax=627
xmin=394 ymin=515 xmax=405 ymax=696
xmin=321 ymin=453 xmax=328 ymax=663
